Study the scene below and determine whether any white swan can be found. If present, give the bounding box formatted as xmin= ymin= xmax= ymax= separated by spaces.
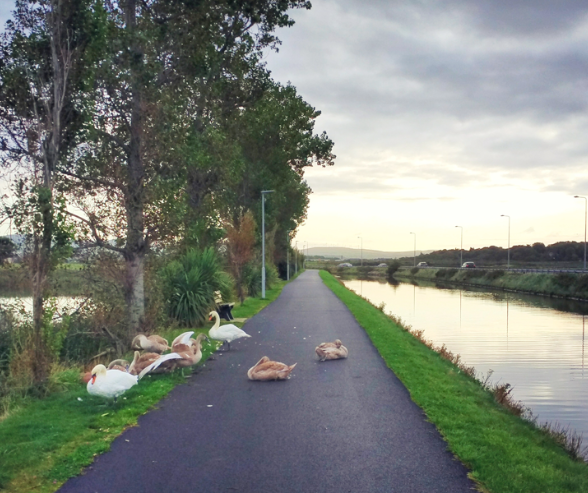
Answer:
xmin=208 ymin=311 xmax=251 ymax=350
xmin=86 ymin=364 xmax=139 ymax=403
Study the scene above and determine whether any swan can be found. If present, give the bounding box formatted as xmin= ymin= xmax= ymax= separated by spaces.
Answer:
xmin=247 ymin=356 xmax=297 ymax=381
xmin=208 ymin=311 xmax=251 ymax=350
xmin=315 ymin=339 xmax=348 ymax=361
xmin=86 ymin=364 xmax=139 ymax=403
xmin=173 ymin=333 xmax=209 ymax=370
xmin=131 ymin=334 xmax=170 ymax=354
xmin=107 ymin=358 xmax=130 ymax=372
xmin=136 ymin=333 xmax=208 ymax=377
xmin=128 ymin=351 xmax=179 ymax=376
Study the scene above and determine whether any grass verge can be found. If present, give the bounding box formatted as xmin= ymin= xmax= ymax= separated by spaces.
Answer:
xmin=319 ymin=270 xmax=588 ymax=493
xmin=0 ymin=276 xmax=295 ymax=493
xmin=395 ymin=267 xmax=588 ymax=301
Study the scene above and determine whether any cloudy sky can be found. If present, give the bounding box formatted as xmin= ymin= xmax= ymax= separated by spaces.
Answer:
xmin=2 ymin=2 xmax=588 ymax=254
xmin=264 ymin=0 xmax=588 ymax=253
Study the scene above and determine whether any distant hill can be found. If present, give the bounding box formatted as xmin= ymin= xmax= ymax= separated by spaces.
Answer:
xmin=305 ymin=246 xmax=433 ymax=260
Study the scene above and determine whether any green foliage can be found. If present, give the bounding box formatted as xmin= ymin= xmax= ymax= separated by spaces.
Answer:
xmin=435 ymin=268 xmax=458 ymax=279
xmin=386 ymin=260 xmax=401 ymax=278
xmin=265 ymin=263 xmax=280 ymax=289
xmin=0 ymin=238 xmax=16 ymax=265
xmin=242 ymin=262 xmax=262 ymax=298
xmin=410 ymin=267 xmax=419 ymax=275
xmin=41 ymin=301 xmax=70 ymax=362
xmin=161 ymin=248 xmax=232 ymax=327
xmin=486 ymin=269 xmax=505 ymax=281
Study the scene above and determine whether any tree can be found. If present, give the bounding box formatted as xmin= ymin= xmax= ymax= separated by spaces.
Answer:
xmin=59 ymin=0 xmax=313 ymax=337
xmin=0 ymin=0 xmax=94 ymax=383
xmin=224 ymin=210 xmax=257 ymax=302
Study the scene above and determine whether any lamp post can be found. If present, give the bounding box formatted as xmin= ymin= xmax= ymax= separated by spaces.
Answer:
xmin=286 ymin=230 xmax=291 ymax=281
xmin=455 ymin=226 xmax=463 ymax=267
xmin=261 ymin=190 xmax=274 ymax=298
xmin=410 ymin=232 xmax=416 ymax=267
xmin=575 ymin=196 xmax=587 ymax=270
xmin=500 ymin=215 xmax=510 ymax=269
xmin=295 ymin=241 xmax=298 ymax=274
xmin=357 ymin=236 xmax=363 ymax=266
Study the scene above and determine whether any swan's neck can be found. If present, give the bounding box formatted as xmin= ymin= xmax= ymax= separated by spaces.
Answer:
xmin=212 ymin=313 xmax=220 ymax=330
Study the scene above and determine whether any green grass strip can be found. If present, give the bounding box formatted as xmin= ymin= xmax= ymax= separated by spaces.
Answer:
xmin=0 ymin=277 xmax=294 ymax=493
xmin=320 ymin=270 xmax=588 ymax=493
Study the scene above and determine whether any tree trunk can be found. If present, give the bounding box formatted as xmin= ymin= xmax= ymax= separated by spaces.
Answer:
xmin=124 ymin=0 xmax=146 ymax=334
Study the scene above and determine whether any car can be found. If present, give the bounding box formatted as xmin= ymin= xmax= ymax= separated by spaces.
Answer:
xmin=417 ymin=262 xmax=429 ymax=267
xmin=462 ymin=262 xmax=476 ymax=268
xmin=337 ymin=262 xmax=353 ymax=268
xmin=377 ymin=263 xmax=388 ymax=267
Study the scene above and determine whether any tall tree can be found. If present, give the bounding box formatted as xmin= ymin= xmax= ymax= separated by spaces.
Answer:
xmin=0 ymin=0 xmax=93 ymax=383
xmin=60 ymin=0 xmax=312 ymax=335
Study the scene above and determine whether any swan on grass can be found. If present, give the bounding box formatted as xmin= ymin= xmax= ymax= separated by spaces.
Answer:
xmin=131 ymin=334 xmax=170 ymax=354
xmin=208 ymin=311 xmax=251 ymax=350
xmin=247 ymin=356 xmax=297 ymax=381
xmin=86 ymin=364 xmax=139 ymax=403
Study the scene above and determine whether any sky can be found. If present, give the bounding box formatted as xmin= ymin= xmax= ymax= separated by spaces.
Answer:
xmin=263 ymin=0 xmax=588 ymax=253
xmin=2 ymin=2 xmax=588 ymax=254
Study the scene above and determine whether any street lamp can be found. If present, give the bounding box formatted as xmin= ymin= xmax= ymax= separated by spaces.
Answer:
xmin=455 ymin=226 xmax=463 ymax=267
xmin=575 ymin=195 xmax=587 ymax=270
xmin=295 ymin=241 xmax=298 ymax=274
xmin=357 ymin=236 xmax=363 ymax=266
xmin=500 ymin=215 xmax=510 ymax=269
xmin=261 ymin=190 xmax=274 ymax=298
xmin=410 ymin=232 xmax=416 ymax=267
xmin=286 ymin=230 xmax=291 ymax=281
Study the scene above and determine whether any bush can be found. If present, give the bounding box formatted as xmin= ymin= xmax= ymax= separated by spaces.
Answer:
xmin=554 ymin=273 xmax=575 ymax=288
xmin=485 ymin=269 xmax=505 ymax=281
xmin=161 ymin=248 xmax=233 ymax=326
xmin=410 ymin=267 xmax=419 ymax=275
xmin=386 ymin=260 xmax=401 ymax=278
xmin=242 ymin=262 xmax=261 ymax=298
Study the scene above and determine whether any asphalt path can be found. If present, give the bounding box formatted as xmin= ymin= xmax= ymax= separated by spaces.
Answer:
xmin=59 ymin=270 xmax=476 ymax=493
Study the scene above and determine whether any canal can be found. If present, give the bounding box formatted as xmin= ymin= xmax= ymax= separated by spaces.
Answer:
xmin=343 ymin=278 xmax=588 ymax=437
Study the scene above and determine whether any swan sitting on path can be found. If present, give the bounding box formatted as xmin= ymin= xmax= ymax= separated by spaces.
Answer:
xmin=87 ymin=364 xmax=139 ymax=403
xmin=247 ymin=356 xmax=297 ymax=381
xmin=315 ymin=339 xmax=348 ymax=361
xmin=208 ymin=311 xmax=251 ymax=350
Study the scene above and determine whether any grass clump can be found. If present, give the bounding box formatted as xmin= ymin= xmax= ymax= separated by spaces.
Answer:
xmin=320 ymin=270 xmax=588 ymax=493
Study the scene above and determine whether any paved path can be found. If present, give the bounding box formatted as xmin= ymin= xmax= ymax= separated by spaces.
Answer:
xmin=60 ymin=270 xmax=476 ymax=493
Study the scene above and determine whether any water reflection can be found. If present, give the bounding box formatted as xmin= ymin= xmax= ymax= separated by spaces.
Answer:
xmin=343 ymin=279 xmax=588 ymax=437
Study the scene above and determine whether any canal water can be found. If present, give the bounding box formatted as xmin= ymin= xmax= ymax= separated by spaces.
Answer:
xmin=343 ymin=278 xmax=588 ymax=437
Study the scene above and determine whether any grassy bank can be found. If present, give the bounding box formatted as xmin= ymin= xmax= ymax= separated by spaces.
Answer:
xmin=319 ymin=270 xmax=588 ymax=493
xmin=0 ymin=277 xmax=294 ymax=493
xmin=395 ymin=267 xmax=588 ymax=301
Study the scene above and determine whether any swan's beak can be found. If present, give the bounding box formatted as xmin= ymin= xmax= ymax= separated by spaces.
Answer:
xmin=208 ymin=316 xmax=212 ymax=321
xmin=90 ymin=374 xmax=97 ymax=385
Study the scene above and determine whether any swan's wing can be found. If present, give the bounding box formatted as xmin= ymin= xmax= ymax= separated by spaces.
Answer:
xmin=138 ymin=353 xmax=183 ymax=379
xmin=172 ymin=331 xmax=194 ymax=348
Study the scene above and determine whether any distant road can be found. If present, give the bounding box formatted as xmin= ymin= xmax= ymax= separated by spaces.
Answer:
xmin=59 ymin=270 xmax=475 ymax=493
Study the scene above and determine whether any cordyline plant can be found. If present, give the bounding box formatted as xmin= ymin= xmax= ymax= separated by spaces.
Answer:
xmin=161 ymin=247 xmax=232 ymax=327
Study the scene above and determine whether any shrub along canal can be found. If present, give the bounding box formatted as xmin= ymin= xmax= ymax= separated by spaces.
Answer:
xmin=344 ymin=278 xmax=588 ymax=438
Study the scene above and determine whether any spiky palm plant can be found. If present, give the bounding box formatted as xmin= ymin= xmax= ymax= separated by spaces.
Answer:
xmin=162 ymin=248 xmax=232 ymax=327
